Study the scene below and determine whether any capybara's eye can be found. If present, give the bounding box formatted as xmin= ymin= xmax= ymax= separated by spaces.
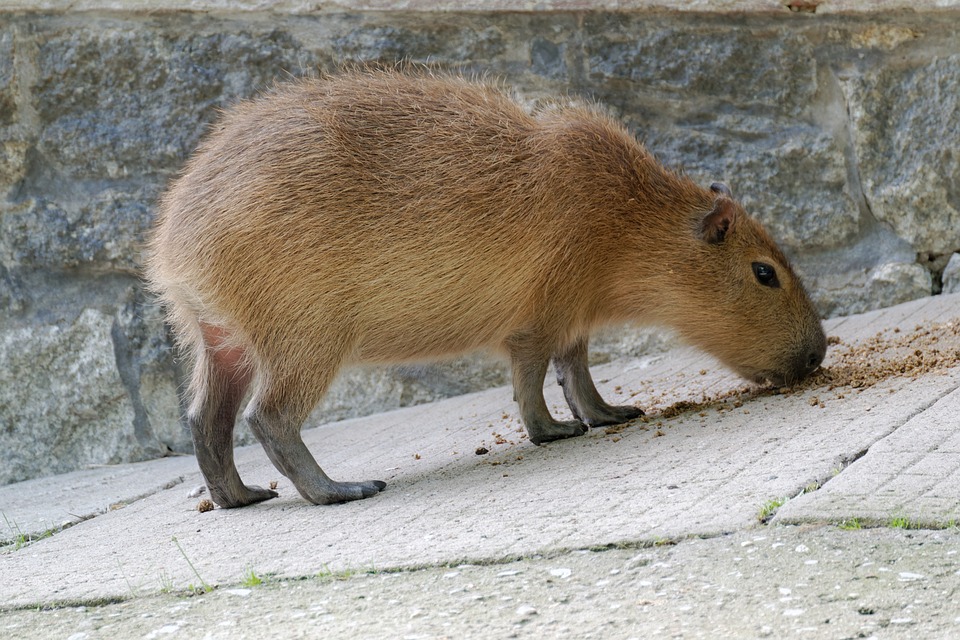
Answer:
xmin=752 ymin=262 xmax=780 ymax=288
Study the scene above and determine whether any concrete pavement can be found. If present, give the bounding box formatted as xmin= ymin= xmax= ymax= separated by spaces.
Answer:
xmin=2 ymin=293 xmax=960 ymax=638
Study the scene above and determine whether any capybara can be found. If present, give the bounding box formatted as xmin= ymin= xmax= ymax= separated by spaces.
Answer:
xmin=146 ymin=69 xmax=826 ymax=508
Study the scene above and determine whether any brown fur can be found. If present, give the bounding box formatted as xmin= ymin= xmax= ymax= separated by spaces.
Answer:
xmin=146 ymin=69 xmax=826 ymax=508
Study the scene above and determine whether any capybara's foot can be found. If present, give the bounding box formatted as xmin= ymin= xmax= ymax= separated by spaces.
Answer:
xmin=580 ymin=404 xmax=645 ymax=428
xmin=297 ymin=478 xmax=387 ymax=505
xmin=527 ymin=419 xmax=588 ymax=445
xmin=210 ymin=483 xmax=279 ymax=509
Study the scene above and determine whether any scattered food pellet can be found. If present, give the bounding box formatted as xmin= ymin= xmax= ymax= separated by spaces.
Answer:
xmin=197 ymin=499 xmax=215 ymax=513
xmin=414 ymin=453 xmax=421 ymax=460
xmin=475 ymin=447 xmax=489 ymax=455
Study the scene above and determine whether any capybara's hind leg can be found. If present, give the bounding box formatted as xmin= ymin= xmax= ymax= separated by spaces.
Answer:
xmin=188 ymin=347 xmax=278 ymax=508
xmin=553 ymin=337 xmax=644 ymax=427
xmin=245 ymin=381 xmax=386 ymax=505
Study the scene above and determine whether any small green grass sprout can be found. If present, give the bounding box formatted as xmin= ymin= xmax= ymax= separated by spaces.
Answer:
xmin=241 ymin=567 xmax=263 ymax=587
xmin=757 ymin=497 xmax=787 ymax=523
xmin=837 ymin=518 xmax=862 ymax=530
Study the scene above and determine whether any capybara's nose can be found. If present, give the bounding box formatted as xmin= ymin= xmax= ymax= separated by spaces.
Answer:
xmin=804 ymin=342 xmax=826 ymax=377
xmin=786 ymin=341 xmax=825 ymax=385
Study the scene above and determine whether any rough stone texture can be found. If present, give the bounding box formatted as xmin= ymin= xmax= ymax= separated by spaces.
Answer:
xmin=944 ymin=253 xmax=960 ymax=294
xmin=4 ymin=21 xmax=317 ymax=275
xmin=0 ymin=6 xmax=958 ymax=483
xmin=844 ymin=53 xmax=960 ymax=256
xmin=5 ymin=1 xmax=958 ymax=13
xmin=0 ymin=30 xmax=16 ymax=128
xmin=0 ymin=309 xmax=149 ymax=485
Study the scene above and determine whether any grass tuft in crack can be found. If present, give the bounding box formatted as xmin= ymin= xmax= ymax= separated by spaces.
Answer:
xmin=241 ymin=567 xmax=264 ymax=587
xmin=757 ymin=497 xmax=787 ymax=523
xmin=2 ymin=513 xmax=55 ymax=551
xmin=837 ymin=518 xmax=862 ymax=530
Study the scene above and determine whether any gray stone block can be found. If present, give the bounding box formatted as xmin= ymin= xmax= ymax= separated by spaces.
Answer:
xmin=582 ymin=17 xmax=818 ymax=117
xmin=942 ymin=253 xmax=960 ymax=294
xmin=844 ymin=54 xmax=960 ymax=255
xmin=0 ymin=185 xmax=158 ymax=271
xmin=330 ymin=18 xmax=507 ymax=64
xmin=0 ymin=29 xmax=15 ymax=127
xmin=0 ymin=28 xmax=29 ymax=198
xmin=31 ymin=22 xmax=311 ymax=180
xmin=813 ymin=262 xmax=932 ymax=317
xmin=0 ymin=309 xmax=157 ymax=485
xmin=643 ymin=124 xmax=859 ymax=252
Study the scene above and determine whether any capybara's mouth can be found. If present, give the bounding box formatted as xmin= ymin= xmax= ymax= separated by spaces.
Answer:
xmin=753 ymin=371 xmax=785 ymax=387
xmin=745 ymin=368 xmax=794 ymax=388
xmin=752 ymin=367 xmax=820 ymax=388
xmin=732 ymin=364 xmax=784 ymax=387
xmin=742 ymin=354 xmax=824 ymax=388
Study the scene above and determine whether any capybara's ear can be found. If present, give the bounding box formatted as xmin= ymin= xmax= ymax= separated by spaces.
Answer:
xmin=709 ymin=182 xmax=733 ymax=198
xmin=700 ymin=198 xmax=738 ymax=245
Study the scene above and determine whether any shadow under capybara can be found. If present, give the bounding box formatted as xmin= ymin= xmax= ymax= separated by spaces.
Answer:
xmin=145 ymin=69 xmax=826 ymax=508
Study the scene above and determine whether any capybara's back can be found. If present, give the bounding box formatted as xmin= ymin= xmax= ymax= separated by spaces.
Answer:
xmin=146 ymin=69 xmax=826 ymax=508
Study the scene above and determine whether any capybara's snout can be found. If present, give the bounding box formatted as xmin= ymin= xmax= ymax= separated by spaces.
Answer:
xmin=766 ymin=326 xmax=828 ymax=387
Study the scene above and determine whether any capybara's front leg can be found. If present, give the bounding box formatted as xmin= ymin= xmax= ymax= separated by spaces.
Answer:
xmin=553 ymin=337 xmax=644 ymax=427
xmin=245 ymin=399 xmax=385 ymax=505
xmin=189 ymin=351 xmax=278 ymax=508
xmin=508 ymin=336 xmax=588 ymax=445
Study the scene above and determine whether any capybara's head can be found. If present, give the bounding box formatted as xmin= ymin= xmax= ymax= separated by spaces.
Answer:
xmin=661 ymin=183 xmax=826 ymax=386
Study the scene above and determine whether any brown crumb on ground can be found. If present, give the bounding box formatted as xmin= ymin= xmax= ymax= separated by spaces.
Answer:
xmin=197 ymin=499 xmax=215 ymax=513
xmin=801 ymin=319 xmax=960 ymax=391
xmin=644 ymin=318 xmax=960 ymax=422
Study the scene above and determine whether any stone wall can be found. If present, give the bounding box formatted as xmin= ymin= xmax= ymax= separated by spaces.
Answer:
xmin=1 ymin=2 xmax=958 ymax=483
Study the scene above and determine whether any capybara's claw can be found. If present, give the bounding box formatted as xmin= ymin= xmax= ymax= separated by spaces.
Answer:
xmin=297 ymin=479 xmax=386 ymax=505
xmin=211 ymin=484 xmax=278 ymax=509
xmin=528 ymin=420 xmax=588 ymax=445
xmin=582 ymin=404 xmax=645 ymax=428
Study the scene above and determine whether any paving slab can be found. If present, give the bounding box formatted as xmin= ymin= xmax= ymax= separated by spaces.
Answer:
xmin=776 ymin=384 xmax=960 ymax=527
xmin=0 ymin=456 xmax=199 ymax=539
xmin=1 ymin=293 xmax=959 ymax=621
xmin=2 ymin=526 xmax=959 ymax=639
